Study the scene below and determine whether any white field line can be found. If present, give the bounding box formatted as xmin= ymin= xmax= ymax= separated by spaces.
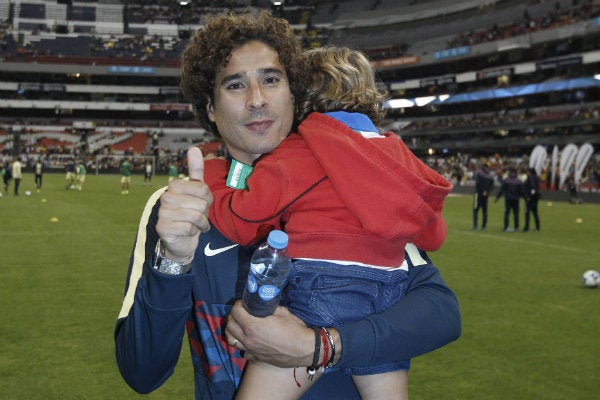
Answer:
xmin=453 ymin=229 xmax=600 ymax=257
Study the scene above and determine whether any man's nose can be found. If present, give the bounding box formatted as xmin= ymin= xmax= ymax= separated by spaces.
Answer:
xmin=246 ymin=83 xmax=267 ymax=110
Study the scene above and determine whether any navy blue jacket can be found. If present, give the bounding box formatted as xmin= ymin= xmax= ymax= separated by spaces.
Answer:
xmin=525 ymin=173 xmax=541 ymax=200
xmin=475 ymin=169 xmax=494 ymax=195
xmin=115 ymin=187 xmax=461 ymax=399
xmin=496 ymin=174 xmax=526 ymax=201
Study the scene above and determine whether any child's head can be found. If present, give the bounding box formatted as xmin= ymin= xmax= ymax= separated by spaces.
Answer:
xmin=298 ymin=46 xmax=388 ymax=125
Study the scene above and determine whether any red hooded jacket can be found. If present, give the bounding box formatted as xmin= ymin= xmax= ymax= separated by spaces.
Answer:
xmin=205 ymin=112 xmax=452 ymax=267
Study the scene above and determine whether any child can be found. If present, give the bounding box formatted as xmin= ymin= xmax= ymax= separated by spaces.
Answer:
xmin=203 ymin=46 xmax=452 ymax=400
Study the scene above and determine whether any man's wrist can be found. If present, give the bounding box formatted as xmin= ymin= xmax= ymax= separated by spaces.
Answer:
xmin=153 ymin=240 xmax=193 ymax=275
xmin=326 ymin=327 xmax=341 ymax=366
xmin=304 ymin=326 xmax=342 ymax=371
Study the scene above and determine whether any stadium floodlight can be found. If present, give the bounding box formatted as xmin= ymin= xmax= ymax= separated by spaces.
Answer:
xmin=384 ymin=94 xmax=452 ymax=109
xmin=414 ymin=96 xmax=436 ymax=107
xmin=385 ymin=99 xmax=415 ymax=109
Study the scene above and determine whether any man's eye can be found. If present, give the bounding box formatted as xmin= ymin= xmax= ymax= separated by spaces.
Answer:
xmin=264 ymin=76 xmax=281 ymax=85
xmin=226 ymin=82 xmax=244 ymax=90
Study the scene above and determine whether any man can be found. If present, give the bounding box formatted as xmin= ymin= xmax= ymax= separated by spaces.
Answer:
xmin=473 ymin=162 xmax=494 ymax=230
xmin=144 ymin=161 xmax=152 ymax=185
xmin=120 ymin=157 xmax=132 ymax=194
xmin=65 ymin=158 xmax=76 ymax=189
xmin=167 ymin=160 xmax=178 ymax=182
xmin=2 ymin=161 xmax=11 ymax=194
xmin=12 ymin=158 xmax=22 ymax=196
xmin=35 ymin=158 xmax=43 ymax=191
xmin=76 ymin=160 xmax=87 ymax=191
xmin=523 ymin=168 xmax=541 ymax=232
xmin=114 ymin=11 xmax=461 ymax=400
xmin=494 ymin=167 xmax=527 ymax=232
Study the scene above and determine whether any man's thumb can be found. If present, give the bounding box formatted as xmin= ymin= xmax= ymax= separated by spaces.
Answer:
xmin=187 ymin=146 xmax=204 ymax=182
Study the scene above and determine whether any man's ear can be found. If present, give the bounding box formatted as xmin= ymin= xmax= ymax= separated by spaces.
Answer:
xmin=206 ymin=99 xmax=215 ymax=122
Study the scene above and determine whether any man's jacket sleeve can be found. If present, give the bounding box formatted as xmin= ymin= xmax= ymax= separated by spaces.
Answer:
xmin=114 ymin=188 xmax=196 ymax=393
xmin=337 ymin=244 xmax=461 ymax=367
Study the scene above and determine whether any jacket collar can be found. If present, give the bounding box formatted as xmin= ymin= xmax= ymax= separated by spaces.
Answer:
xmin=325 ymin=111 xmax=379 ymax=134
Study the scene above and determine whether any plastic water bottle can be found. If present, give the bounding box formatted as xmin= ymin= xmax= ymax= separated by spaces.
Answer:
xmin=243 ymin=230 xmax=292 ymax=317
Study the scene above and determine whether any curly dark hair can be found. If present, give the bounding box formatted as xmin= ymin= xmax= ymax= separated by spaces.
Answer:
xmin=180 ymin=11 xmax=307 ymax=137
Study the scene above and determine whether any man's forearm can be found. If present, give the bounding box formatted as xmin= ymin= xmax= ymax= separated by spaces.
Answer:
xmin=115 ymin=270 xmax=193 ymax=393
xmin=336 ymin=261 xmax=461 ymax=367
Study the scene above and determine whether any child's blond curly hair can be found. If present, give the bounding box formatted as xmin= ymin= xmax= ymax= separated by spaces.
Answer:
xmin=298 ymin=46 xmax=388 ymax=125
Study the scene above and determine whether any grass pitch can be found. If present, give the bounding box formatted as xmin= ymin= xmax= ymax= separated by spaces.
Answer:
xmin=1 ymin=173 xmax=598 ymax=399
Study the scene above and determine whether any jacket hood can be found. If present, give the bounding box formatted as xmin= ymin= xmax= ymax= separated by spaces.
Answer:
xmin=298 ymin=112 xmax=452 ymax=249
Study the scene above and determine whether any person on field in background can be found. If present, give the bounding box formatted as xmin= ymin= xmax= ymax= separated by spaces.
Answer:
xmin=114 ymin=11 xmax=461 ymax=400
xmin=523 ymin=167 xmax=541 ymax=232
xmin=473 ymin=162 xmax=494 ymax=231
xmin=65 ymin=158 xmax=77 ymax=189
xmin=167 ymin=160 xmax=178 ymax=182
xmin=120 ymin=158 xmax=132 ymax=195
xmin=76 ymin=161 xmax=87 ymax=191
xmin=144 ymin=161 xmax=152 ymax=185
xmin=566 ymin=175 xmax=583 ymax=204
xmin=494 ymin=167 xmax=526 ymax=232
xmin=2 ymin=161 xmax=12 ymax=194
xmin=12 ymin=158 xmax=22 ymax=196
xmin=35 ymin=158 xmax=43 ymax=191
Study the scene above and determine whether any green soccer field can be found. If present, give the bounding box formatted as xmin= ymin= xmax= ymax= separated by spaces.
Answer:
xmin=1 ymin=173 xmax=598 ymax=399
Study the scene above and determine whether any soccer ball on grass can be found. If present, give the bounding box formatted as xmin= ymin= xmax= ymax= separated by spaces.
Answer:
xmin=582 ymin=270 xmax=600 ymax=288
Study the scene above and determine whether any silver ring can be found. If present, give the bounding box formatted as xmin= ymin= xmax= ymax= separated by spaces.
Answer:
xmin=231 ymin=339 xmax=239 ymax=349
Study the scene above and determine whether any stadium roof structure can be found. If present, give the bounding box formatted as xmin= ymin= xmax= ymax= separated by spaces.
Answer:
xmin=434 ymin=76 xmax=600 ymax=105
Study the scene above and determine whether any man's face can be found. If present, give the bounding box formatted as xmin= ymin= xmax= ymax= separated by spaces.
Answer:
xmin=207 ymin=40 xmax=294 ymax=165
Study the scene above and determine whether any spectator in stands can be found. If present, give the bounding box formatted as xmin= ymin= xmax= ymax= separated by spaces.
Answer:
xmin=523 ymin=168 xmax=541 ymax=232
xmin=114 ymin=11 xmax=460 ymax=400
xmin=494 ymin=167 xmax=527 ymax=232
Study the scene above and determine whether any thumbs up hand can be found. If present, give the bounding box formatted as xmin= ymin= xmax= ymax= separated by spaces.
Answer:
xmin=187 ymin=146 xmax=204 ymax=183
xmin=156 ymin=146 xmax=214 ymax=263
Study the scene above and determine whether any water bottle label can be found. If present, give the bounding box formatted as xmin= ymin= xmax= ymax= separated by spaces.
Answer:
xmin=246 ymin=274 xmax=258 ymax=293
xmin=258 ymin=285 xmax=280 ymax=301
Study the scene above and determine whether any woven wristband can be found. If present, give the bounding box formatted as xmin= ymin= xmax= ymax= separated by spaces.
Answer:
xmin=307 ymin=327 xmax=321 ymax=377
xmin=322 ymin=327 xmax=336 ymax=369
xmin=319 ymin=327 xmax=329 ymax=372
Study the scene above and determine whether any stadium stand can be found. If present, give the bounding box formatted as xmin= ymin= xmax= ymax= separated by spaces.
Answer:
xmin=0 ymin=0 xmax=598 ymax=191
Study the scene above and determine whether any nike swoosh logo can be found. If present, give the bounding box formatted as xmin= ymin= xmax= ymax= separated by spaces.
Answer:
xmin=204 ymin=243 xmax=239 ymax=256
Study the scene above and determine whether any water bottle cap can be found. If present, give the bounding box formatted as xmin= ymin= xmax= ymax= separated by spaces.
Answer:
xmin=267 ymin=230 xmax=288 ymax=249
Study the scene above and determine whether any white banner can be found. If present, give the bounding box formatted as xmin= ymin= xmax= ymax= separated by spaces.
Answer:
xmin=529 ymin=145 xmax=547 ymax=176
xmin=551 ymin=145 xmax=558 ymax=189
xmin=574 ymin=143 xmax=594 ymax=184
xmin=559 ymin=143 xmax=578 ymax=188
